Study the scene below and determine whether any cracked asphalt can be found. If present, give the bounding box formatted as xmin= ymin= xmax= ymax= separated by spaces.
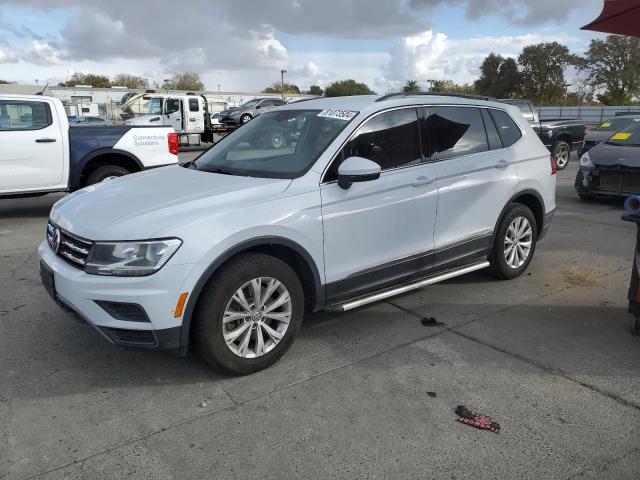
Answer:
xmin=1 ymin=155 xmax=640 ymax=479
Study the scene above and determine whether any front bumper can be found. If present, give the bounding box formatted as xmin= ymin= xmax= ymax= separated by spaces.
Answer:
xmin=38 ymin=240 xmax=194 ymax=351
xmin=576 ymin=166 xmax=640 ymax=198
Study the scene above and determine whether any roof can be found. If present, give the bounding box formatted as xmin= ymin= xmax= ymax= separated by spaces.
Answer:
xmin=0 ymin=84 xmax=52 ymax=96
xmin=284 ymin=94 xmax=511 ymax=118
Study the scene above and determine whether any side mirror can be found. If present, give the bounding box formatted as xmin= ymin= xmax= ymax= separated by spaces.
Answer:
xmin=150 ymin=117 xmax=159 ymax=122
xmin=337 ymin=156 xmax=381 ymax=190
xmin=256 ymin=105 xmax=262 ymax=109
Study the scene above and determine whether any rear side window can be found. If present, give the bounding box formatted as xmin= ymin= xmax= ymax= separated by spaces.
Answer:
xmin=481 ymin=109 xmax=502 ymax=150
xmin=341 ymin=108 xmax=421 ymax=172
xmin=426 ymin=106 xmax=488 ymax=160
xmin=188 ymin=98 xmax=199 ymax=112
xmin=0 ymin=101 xmax=51 ymax=130
xmin=490 ymin=109 xmax=522 ymax=147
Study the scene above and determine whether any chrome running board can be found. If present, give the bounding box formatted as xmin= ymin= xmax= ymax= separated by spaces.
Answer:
xmin=327 ymin=261 xmax=490 ymax=312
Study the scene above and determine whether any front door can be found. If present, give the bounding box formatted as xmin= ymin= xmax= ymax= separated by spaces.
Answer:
xmin=0 ymin=99 xmax=65 ymax=192
xmin=321 ymin=107 xmax=439 ymax=304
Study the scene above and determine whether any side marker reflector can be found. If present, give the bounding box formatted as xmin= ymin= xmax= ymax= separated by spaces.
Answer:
xmin=174 ymin=292 xmax=189 ymax=318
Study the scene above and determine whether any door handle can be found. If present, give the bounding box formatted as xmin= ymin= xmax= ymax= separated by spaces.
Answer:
xmin=412 ymin=176 xmax=435 ymax=187
xmin=35 ymin=138 xmax=57 ymax=143
xmin=494 ymin=160 xmax=509 ymax=169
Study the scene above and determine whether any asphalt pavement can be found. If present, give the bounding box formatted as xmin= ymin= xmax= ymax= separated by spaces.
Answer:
xmin=1 ymin=155 xmax=639 ymax=479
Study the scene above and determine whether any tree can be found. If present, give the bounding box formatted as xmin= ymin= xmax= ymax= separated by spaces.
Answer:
xmin=475 ymin=54 xmax=521 ymax=98
xmin=429 ymin=80 xmax=475 ymax=94
xmin=262 ymin=81 xmax=301 ymax=94
xmin=0 ymin=79 xmax=12 ymax=84
xmin=518 ymin=42 xmax=576 ymax=105
xmin=112 ymin=74 xmax=149 ymax=89
xmin=64 ymin=72 xmax=111 ymax=88
xmin=579 ymin=35 xmax=640 ymax=105
xmin=403 ymin=80 xmax=421 ymax=92
xmin=324 ymin=79 xmax=375 ymax=97
xmin=165 ymin=72 xmax=204 ymax=91
xmin=308 ymin=85 xmax=324 ymax=96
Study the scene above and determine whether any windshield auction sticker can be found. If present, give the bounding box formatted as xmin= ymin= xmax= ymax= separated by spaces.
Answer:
xmin=317 ymin=109 xmax=358 ymax=121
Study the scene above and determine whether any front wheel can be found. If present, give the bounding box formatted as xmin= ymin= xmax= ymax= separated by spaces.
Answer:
xmin=489 ymin=204 xmax=538 ymax=280
xmin=240 ymin=114 xmax=252 ymax=124
xmin=191 ymin=253 xmax=304 ymax=375
xmin=552 ymin=141 xmax=571 ymax=170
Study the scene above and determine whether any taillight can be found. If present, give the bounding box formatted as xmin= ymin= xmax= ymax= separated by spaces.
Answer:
xmin=167 ymin=132 xmax=178 ymax=155
xmin=550 ymin=155 xmax=557 ymax=175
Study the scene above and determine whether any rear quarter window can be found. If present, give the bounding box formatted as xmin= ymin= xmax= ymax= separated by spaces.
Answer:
xmin=489 ymin=109 xmax=522 ymax=147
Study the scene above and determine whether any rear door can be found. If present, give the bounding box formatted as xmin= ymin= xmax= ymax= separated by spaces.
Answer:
xmin=321 ymin=107 xmax=438 ymax=303
xmin=0 ymin=98 xmax=65 ymax=191
xmin=426 ymin=105 xmax=518 ymax=269
xmin=186 ymin=97 xmax=205 ymax=133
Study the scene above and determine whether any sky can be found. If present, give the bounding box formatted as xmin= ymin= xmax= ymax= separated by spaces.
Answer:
xmin=0 ymin=0 xmax=608 ymax=93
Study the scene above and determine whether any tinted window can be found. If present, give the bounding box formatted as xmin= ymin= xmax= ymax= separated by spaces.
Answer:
xmin=338 ymin=108 xmax=421 ymax=174
xmin=165 ymin=99 xmax=180 ymax=114
xmin=490 ymin=109 xmax=522 ymax=147
xmin=481 ymin=109 xmax=502 ymax=150
xmin=188 ymin=98 xmax=199 ymax=112
xmin=426 ymin=107 xmax=488 ymax=160
xmin=0 ymin=101 xmax=51 ymax=130
xmin=273 ymin=100 xmax=286 ymax=106
xmin=260 ymin=100 xmax=274 ymax=107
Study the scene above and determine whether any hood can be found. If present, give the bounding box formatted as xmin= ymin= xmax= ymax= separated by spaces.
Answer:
xmin=220 ymin=107 xmax=240 ymax=116
xmin=51 ymin=165 xmax=292 ymax=240
xmin=584 ymin=130 xmax=614 ymax=143
xmin=589 ymin=141 xmax=640 ymax=168
xmin=125 ymin=114 xmax=162 ymax=126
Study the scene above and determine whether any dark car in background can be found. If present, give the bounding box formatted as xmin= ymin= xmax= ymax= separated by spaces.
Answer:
xmin=578 ymin=115 xmax=640 ymax=155
xmin=576 ymin=118 xmax=640 ymax=200
xmin=220 ymin=97 xmax=287 ymax=128
xmin=501 ymin=99 xmax=586 ymax=170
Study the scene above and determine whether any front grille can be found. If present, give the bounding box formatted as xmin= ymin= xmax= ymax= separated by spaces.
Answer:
xmin=100 ymin=327 xmax=158 ymax=347
xmin=598 ymin=168 xmax=640 ymax=194
xmin=47 ymin=222 xmax=92 ymax=269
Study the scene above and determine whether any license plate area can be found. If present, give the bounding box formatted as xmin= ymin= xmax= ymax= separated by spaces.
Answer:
xmin=40 ymin=261 xmax=56 ymax=299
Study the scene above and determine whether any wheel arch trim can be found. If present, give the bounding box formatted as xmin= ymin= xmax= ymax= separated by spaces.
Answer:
xmin=178 ymin=236 xmax=324 ymax=355
xmin=491 ymin=189 xmax=546 ymax=249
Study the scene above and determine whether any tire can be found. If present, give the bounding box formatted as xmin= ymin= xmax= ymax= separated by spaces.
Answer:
xmin=489 ymin=204 xmax=538 ymax=280
xmin=191 ymin=253 xmax=305 ymax=375
xmin=552 ymin=141 xmax=571 ymax=170
xmin=85 ymin=165 xmax=131 ymax=186
xmin=240 ymin=114 xmax=252 ymax=124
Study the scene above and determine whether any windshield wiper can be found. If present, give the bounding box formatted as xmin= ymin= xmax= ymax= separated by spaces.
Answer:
xmin=181 ymin=160 xmax=198 ymax=170
xmin=199 ymin=166 xmax=246 ymax=176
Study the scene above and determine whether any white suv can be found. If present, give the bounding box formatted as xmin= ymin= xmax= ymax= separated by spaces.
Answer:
xmin=39 ymin=93 xmax=556 ymax=375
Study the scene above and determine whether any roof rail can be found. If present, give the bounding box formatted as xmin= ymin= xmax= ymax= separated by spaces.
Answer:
xmin=375 ymin=92 xmax=497 ymax=102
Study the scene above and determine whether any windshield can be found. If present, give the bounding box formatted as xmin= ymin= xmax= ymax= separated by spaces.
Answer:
xmin=594 ymin=117 xmax=634 ymax=131
xmin=606 ymin=119 xmax=640 ymax=146
xmin=241 ymin=99 xmax=260 ymax=108
xmin=192 ymin=109 xmax=357 ymax=178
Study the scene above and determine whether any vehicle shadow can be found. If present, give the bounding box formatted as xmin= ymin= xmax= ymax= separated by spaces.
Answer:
xmin=0 ymin=193 xmax=63 ymax=219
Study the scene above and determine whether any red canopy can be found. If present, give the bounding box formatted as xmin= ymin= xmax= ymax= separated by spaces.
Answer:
xmin=582 ymin=0 xmax=640 ymax=36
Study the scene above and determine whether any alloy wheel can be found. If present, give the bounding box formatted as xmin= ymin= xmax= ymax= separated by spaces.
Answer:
xmin=222 ymin=277 xmax=292 ymax=358
xmin=555 ymin=145 xmax=570 ymax=168
xmin=504 ymin=216 xmax=533 ymax=269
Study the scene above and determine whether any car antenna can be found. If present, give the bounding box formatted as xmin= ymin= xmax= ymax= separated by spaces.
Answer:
xmin=36 ymin=83 xmax=49 ymax=96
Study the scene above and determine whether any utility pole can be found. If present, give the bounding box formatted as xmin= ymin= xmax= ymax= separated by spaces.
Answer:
xmin=280 ymin=70 xmax=287 ymax=100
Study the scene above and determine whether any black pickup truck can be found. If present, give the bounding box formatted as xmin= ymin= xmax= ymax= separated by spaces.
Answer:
xmin=500 ymin=99 xmax=586 ymax=170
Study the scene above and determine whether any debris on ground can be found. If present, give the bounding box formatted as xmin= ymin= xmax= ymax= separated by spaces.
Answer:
xmin=421 ymin=317 xmax=444 ymax=327
xmin=426 ymin=391 xmax=437 ymax=398
xmin=454 ymin=405 xmax=500 ymax=434
xmin=560 ymin=266 xmax=599 ymax=287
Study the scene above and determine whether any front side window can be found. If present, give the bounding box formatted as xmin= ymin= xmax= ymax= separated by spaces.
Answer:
xmin=329 ymin=108 xmax=421 ymax=180
xmin=490 ymin=109 xmax=522 ymax=147
xmin=0 ymin=101 xmax=51 ymax=130
xmin=426 ymin=107 xmax=488 ymax=160
xmin=193 ymin=109 xmax=355 ymax=179
xmin=165 ymin=99 xmax=180 ymax=115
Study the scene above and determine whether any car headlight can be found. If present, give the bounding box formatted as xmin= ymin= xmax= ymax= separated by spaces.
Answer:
xmin=579 ymin=152 xmax=594 ymax=168
xmin=84 ymin=238 xmax=182 ymax=276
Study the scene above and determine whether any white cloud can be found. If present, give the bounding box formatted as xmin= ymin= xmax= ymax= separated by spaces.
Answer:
xmin=381 ymin=30 xmax=579 ymax=89
xmin=20 ymin=40 xmax=63 ymax=65
xmin=0 ymin=47 xmax=18 ymax=63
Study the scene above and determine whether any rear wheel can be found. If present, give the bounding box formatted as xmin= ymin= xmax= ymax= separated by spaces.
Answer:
xmin=85 ymin=165 xmax=131 ymax=186
xmin=192 ymin=253 xmax=304 ymax=375
xmin=489 ymin=204 xmax=538 ymax=280
xmin=552 ymin=141 xmax=571 ymax=170
xmin=240 ymin=114 xmax=252 ymax=124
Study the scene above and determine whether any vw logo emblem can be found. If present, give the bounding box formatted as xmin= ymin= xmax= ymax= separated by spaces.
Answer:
xmin=49 ymin=227 xmax=61 ymax=254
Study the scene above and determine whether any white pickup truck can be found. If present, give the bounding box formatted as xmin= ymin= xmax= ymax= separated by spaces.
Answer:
xmin=1 ymin=94 xmax=179 ymax=197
